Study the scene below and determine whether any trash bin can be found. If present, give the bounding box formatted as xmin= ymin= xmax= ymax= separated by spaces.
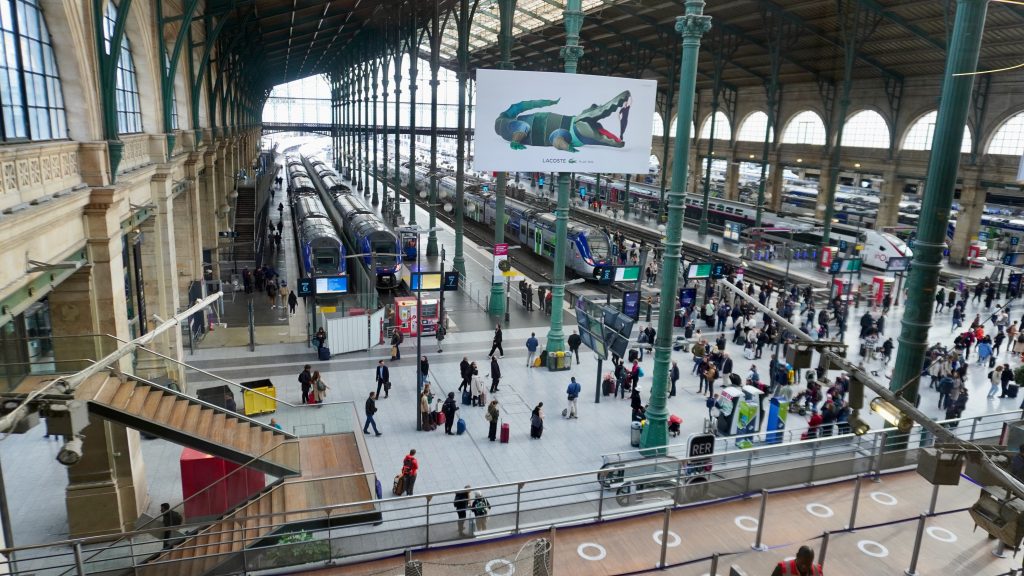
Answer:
xmin=630 ymin=421 xmax=642 ymax=447
xmin=239 ymin=379 xmax=277 ymax=416
xmin=197 ymin=385 xmax=233 ymax=410
xmin=547 ymin=350 xmax=571 ymax=371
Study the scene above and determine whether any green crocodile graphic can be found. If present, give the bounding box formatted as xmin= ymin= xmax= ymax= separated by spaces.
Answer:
xmin=494 ymin=91 xmax=632 ymax=152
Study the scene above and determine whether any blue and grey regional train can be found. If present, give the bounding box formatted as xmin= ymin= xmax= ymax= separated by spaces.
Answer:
xmin=286 ymin=157 xmax=345 ymax=277
xmin=307 ymin=158 xmax=349 ymax=195
xmin=303 ymin=156 xmax=403 ymax=289
xmin=464 ymin=192 xmax=613 ymax=278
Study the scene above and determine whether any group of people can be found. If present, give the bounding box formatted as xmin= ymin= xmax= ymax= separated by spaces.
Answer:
xmin=516 ymin=280 xmax=554 ymax=314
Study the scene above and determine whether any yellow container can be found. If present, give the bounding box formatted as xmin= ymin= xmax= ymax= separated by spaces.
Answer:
xmin=242 ymin=385 xmax=277 ymax=416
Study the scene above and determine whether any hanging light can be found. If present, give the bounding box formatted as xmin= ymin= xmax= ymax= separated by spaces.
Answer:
xmin=870 ymin=397 xmax=913 ymax=433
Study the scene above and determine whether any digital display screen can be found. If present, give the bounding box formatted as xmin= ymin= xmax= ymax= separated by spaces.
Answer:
xmin=580 ymin=330 xmax=595 ymax=351
xmin=315 ymin=276 xmax=349 ymax=294
xmin=688 ymin=263 xmax=712 ymax=279
xmin=410 ymin=272 xmax=443 ymax=291
xmin=592 ymin=337 xmax=606 ymax=358
xmin=577 ymin=313 xmax=590 ymax=333
xmin=614 ymin=266 xmax=641 ymax=282
xmin=607 ymin=333 xmax=628 ymax=358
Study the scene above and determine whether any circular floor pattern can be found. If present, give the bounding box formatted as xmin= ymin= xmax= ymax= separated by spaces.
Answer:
xmin=857 ymin=540 xmax=890 ymax=558
xmin=734 ymin=515 xmax=759 ymax=532
xmin=577 ymin=543 xmax=607 ymax=561
xmin=484 ymin=559 xmax=515 ymax=576
xmin=653 ymin=530 xmax=682 ymax=548
xmin=869 ymin=491 xmax=898 ymax=506
xmin=926 ymin=526 xmax=957 ymax=543
xmin=805 ymin=503 xmax=835 ymax=518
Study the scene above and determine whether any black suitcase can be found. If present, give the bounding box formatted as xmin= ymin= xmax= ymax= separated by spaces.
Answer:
xmin=318 ymin=346 xmax=331 ymax=361
xmin=628 ymin=348 xmax=639 ymax=363
xmin=1008 ymin=384 xmax=1019 ymax=399
xmin=603 ymin=378 xmax=615 ymax=396
xmin=462 ymin=390 xmax=472 ymax=405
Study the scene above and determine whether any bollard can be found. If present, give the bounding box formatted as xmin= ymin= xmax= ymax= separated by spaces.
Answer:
xmin=819 ymin=531 xmax=830 ymax=567
xmin=752 ymin=489 xmax=769 ymax=551
xmin=847 ymin=475 xmax=862 ymax=530
xmin=709 ymin=552 xmax=720 ymax=576
xmin=905 ymin=514 xmax=926 ymax=575
xmin=659 ymin=507 xmax=672 ymax=568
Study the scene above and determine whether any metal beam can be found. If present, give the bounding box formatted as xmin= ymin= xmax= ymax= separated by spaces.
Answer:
xmin=857 ymin=0 xmax=945 ymax=51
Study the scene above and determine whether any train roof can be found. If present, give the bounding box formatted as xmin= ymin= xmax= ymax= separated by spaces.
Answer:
xmin=299 ymin=219 xmax=341 ymax=243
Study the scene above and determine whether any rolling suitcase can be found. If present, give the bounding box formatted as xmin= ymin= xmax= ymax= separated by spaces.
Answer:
xmin=434 ymin=410 xmax=446 ymax=426
xmin=318 ymin=346 xmax=331 ymax=361
xmin=603 ymin=378 xmax=615 ymax=396
xmin=500 ymin=422 xmax=510 ymax=443
xmin=457 ymin=418 xmax=466 ymax=435
xmin=1008 ymin=384 xmax=1019 ymax=399
xmin=392 ymin=474 xmax=405 ymax=496
xmin=462 ymin=390 xmax=472 ymax=405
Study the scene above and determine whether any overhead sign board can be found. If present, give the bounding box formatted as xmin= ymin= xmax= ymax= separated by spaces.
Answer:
xmin=829 ymin=258 xmax=862 ymax=274
xmin=614 ymin=266 xmax=641 ymax=282
xmin=622 ymin=290 xmax=641 ymax=319
xmin=886 ymin=256 xmax=911 ymax=272
xmin=296 ymin=277 xmax=315 ymax=297
xmin=687 ymin=263 xmax=712 ymax=279
xmin=443 ymin=271 xmax=460 ymax=291
xmin=473 ymin=69 xmax=658 ymax=174
xmin=314 ymin=276 xmax=348 ymax=294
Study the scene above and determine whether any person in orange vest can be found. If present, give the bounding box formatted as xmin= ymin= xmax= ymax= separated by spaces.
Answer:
xmin=771 ymin=545 xmax=823 ymax=576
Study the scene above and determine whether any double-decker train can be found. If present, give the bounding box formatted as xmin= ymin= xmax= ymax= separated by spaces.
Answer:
xmin=286 ymin=157 xmax=346 ymax=277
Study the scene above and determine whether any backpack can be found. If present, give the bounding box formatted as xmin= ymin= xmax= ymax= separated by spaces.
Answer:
xmin=472 ymin=496 xmax=490 ymax=515
xmin=316 ymin=380 xmax=327 ymax=392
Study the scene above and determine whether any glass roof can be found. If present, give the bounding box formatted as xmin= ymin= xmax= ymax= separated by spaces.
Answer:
xmin=438 ymin=0 xmax=620 ymax=61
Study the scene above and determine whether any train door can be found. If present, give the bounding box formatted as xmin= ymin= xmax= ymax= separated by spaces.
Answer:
xmin=518 ymin=217 xmax=530 ymax=244
xmin=534 ymin=226 xmax=543 ymax=255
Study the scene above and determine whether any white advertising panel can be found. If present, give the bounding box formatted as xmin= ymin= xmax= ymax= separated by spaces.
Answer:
xmin=473 ymin=69 xmax=657 ymax=174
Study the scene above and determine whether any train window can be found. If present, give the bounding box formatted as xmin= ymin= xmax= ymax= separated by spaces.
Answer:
xmin=724 ymin=207 xmax=733 ymax=214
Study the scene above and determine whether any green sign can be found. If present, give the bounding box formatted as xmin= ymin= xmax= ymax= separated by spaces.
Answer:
xmin=688 ymin=263 xmax=712 ymax=279
xmin=614 ymin=266 xmax=641 ymax=282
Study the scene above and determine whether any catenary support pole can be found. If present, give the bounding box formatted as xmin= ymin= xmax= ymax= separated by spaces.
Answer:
xmin=640 ymin=0 xmax=710 ymax=451
xmin=452 ymin=0 xmax=477 ymax=276
xmin=426 ymin=4 xmax=443 ymax=256
xmin=371 ymin=50 xmax=380 ymax=206
xmin=545 ymin=0 xmax=584 ymax=355
xmin=407 ymin=11 xmax=420 ymax=225
xmin=393 ymin=22 xmax=404 ymax=224
xmin=489 ymin=0 xmax=517 ymax=318
xmin=889 ymin=0 xmax=987 ymax=410
xmin=382 ymin=47 xmax=390 ymax=205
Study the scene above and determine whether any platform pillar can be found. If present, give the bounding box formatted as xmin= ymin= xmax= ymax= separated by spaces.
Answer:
xmin=890 ymin=0 xmax=988 ymax=410
xmin=452 ymin=0 xmax=471 ymax=276
xmin=949 ymin=171 xmax=984 ymax=265
xmin=768 ymin=158 xmax=784 ymax=214
xmin=393 ymin=35 xmax=404 ymax=223
xmin=724 ymin=155 xmax=740 ymax=201
xmin=381 ymin=56 xmax=391 ymax=207
xmin=489 ymin=0 xmax=517 ymax=318
xmin=407 ymin=16 xmax=420 ymax=225
xmin=641 ymin=0 xmax=711 ymax=452
xmin=816 ymin=160 xmax=832 ymax=222
xmin=372 ymin=58 xmax=381 ymax=207
xmin=876 ymin=169 xmax=902 ymax=229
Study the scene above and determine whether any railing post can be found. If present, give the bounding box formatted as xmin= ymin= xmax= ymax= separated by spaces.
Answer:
xmin=659 ymin=506 xmax=671 ymax=569
xmin=928 ymin=483 xmax=940 ymax=515
xmin=872 ymin=432 xmax=886 ymax=482
xmin=970 ymin=417 xmax=979 ymax=441
xmin=424 ymin=496 xmax=431 ymax=548
xmin=674 ymin=461 xmax=684 ymax=505
xmin=709 ymin=552 xmax=720 ymax=576
xmin=744 ymin=450 xmax=753 ymax=494
xmin=515 ymin=482 xmax=524 ymax=534
xmin=73 ymin=541 xmax=85 ymax=576
xmin=752 ymin=489 xmax=768 ymax=551
xmin=808 ymin=441 xmax=819 ymax=485
xmin=847 ymin=475 xmax=862 ymax=531
xmin=820 ymin=530 xmax=830 ymax=567
xmin=905 ymin=514 xmax=926 ymax=575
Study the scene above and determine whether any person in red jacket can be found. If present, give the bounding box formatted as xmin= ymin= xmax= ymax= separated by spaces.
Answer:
xmin=401 ymin=449 xmax=418 ymax=496
xmin=771 ymin=545 xmax=823 ymax=575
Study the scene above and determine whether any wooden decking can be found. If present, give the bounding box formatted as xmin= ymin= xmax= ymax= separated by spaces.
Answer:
xmin=314 ymin=471 xmax=1018 ymax=576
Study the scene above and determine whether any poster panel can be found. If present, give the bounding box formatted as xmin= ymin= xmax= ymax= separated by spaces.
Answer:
xmin=474 ymin=69 xmax=658 ymax=173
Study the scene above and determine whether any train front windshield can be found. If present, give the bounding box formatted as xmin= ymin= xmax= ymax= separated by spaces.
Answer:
xmin=373 ymin=241 xmax=398 ymax=266
xmin=587 ymin=233 xmax=611 ymax=261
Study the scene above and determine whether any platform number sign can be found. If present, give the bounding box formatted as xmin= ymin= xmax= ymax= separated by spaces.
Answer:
xmin=443 ymin=271 xmax=460 ymax=291
xmin=592 ymin=266 xmax=614 ymax=284
xmin=710 ymin=242 xmax=719 ymax=253
xmin=711 ymin=262 xmax=726 ymax=279
xmin=1013 ymin=237 xmax=1020 ymax=246
xmin=296 ymin=278 xmax=315 ymax=297
xmin=839 ymin=240 xmax=848 ymax=251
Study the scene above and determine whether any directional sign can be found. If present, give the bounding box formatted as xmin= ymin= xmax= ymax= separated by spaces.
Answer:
xmin=1012 ymin=236 xmax=1020 ymax=246
xmin=296 ymin=277 xmax=315 ymax=297
xmin=839 ymin=240 xmax=848 ymax=251
xmin=614 ymin=266 xmax=641 ymax=282
xmin=830 ymin=258 xmax=862 ymax=274
xmin=711 ymin=262 xmax=726 ymax=279
xmin=688 ymin=433 xmax=715 ymax=459
xmin=443 ymin=271 xmax=460 ymax=291
xmin=592 ymin=266 xmax=614 ymax=284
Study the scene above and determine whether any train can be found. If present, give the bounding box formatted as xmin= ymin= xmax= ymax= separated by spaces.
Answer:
xmin=304 ymin=156 xmax=403 ymax=290
xmin=286 ymin=157 xmax=346 ymax=278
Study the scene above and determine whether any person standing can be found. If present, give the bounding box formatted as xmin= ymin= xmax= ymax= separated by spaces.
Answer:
xmin=441 ymin=392 xmax=459 ymax=435
xmin=471 ymin=364 xmax=485 ymax=406
xmin=454 ymin=486 xmax=471 ymax=537
xmin=489 ymin=355 xmax=502 ymax=393
xmin=669 ymin=361 xmax=680 ymax=397
xmin=771 ymin=545 xmax=823 ymax=576
xmin=419 ymin=355 xmax=430 ymax=387
xmin=459 ymin=357 xmax=472 ymax=391
xmin=471 ymin=488 xmax=491 ymax=532
xmin=297 ymin=364 xmax=312 ymax=404
xmin=400 ymin=450 xmax=418 ymax=496
xmin=375 ymin=360 xmax=391 ymax=399
xmin=486 ymin=400 xmax=500 ymax=441
xmin=435 ymin=322 xmax=446 ymax=353
xmin=419 ymin=390 xmax=431 ymax=430
xmin=530 ymin=403 xmax=545 ymax=439
xmin=288 ymin=290 xmax=298 ymax=315
xmin=525 ymin=332 xmax=539 ymax=368
xmin=160 ymin=503 xmax=182 ymax=549
xmin=568 ymin=331 xmax=582 ymax=364
xmin=390 ymin=329 xmax=402 ymax=360
xmin=311 ymin=371 xmax=327 ymax=404
xmin=314 ymin=327 xmax=327 ymax=351
xmin=566 ymin=377 xmax=581 ymax=419
xmin=363 ymin=392 xmax=382 ymax=436
xmin=489 ymin=324 xmax=504 ymax=357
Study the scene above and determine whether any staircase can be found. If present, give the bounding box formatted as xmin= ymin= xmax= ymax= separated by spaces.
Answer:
xmin=77 ymin=375 xmax=299 ymax=477
xmin=233 ymin=185 xmax=256 ymax=264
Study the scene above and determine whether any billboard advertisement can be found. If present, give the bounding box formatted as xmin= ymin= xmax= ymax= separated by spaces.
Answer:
xmin=473 ymin=69 xmax=658 ymax=173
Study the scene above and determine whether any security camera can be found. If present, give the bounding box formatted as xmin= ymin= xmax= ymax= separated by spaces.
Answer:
xmin=57 ymin=436 xmax=84 ymax=466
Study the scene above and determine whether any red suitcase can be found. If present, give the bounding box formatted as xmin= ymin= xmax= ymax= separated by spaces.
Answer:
xmin=500 ymin=422 xmax=510 ymax=443
xmin=435 ymin=411 xmax=446 ymax=426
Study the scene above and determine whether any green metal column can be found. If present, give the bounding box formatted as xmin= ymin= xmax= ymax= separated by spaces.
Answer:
xmin=92 ymin=0 xmax=134 ymax=181
xmin=382 ymin=51 xmax=391 ymax=202
xmin=371 ymin=54 xmax=381 ymax=206
xmin=452 ymin=0 xmax=475 ymax=277
xmin=641 ymin=0 xmax=711 ymax=451
xmin=889 ymin=0 xmax=987 ymax=405
xmin=426 ymin=5 xmax=444 ymax=257
xmin=489 ymin=0 xmax=518 ymax=318
xmin=363 ymin=57 xmax=372 ymax=195
xmin=545 ymin=0 xmax=584 ymax=355
xmin=341 ymin=62 xmax=350 ymax=176
xmin=393 ymin=29 xmax=405 ymax=223
xmin=407 ymin=14 xmax=420 ymax=226
xmin=754 ymin=22 xmax=783 ymax=228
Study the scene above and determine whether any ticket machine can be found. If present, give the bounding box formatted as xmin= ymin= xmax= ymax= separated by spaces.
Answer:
xmin=715 ymin=385 xmax=766 ymax=445
xmin=871 ymin=276 xmax=895 ymax=306
xmin=394 ymin=296 xmax=440 ymax=337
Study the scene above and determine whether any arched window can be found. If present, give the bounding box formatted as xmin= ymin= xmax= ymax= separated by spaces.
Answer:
xmin=0 ymin=0 xmax=67 ymax=141
xmin=104 ymin=0 xmax=142 ymax=134
xmin=652 ymin=111 xmax=664 ymax=137
xmin=841 ymin=110 xmax=890 ymax=148
xmin=699 ymin=111 xmax=731 ymax=141
xmin=987 ymin=112 xmax=1024 ymax=156
xmin=668 ymin=116 xmax=696 ymax=139
xmin=164 ymin=52 xmax=179 ymax=130
xmin=901 ymin=111 xmax=972 ymax=153
xmin=736 ymin=111 xmax=774 ymax=143
xmin=781 ymin=111 xmax=826 ymax=145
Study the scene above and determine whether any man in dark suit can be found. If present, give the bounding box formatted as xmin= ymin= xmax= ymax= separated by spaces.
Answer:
xmin=459 ymin=357 xmax=472 ymax=392
xmin=375 ymin=360 xmax=390 ymax=399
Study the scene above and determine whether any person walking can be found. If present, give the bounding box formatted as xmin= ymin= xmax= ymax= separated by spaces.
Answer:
xmin=375 ymin=360 xmax=391 ymax=399
xmin=400 ymin=450 xmax=418 ymax=496
xmin=526 ymin=332 xmax=539 ymax=367
xmin=566 ymin=377 xmax=581 ymax=419
xmin=454 ymin=486 xmax=471 ymax=537
xmin=489 ymin=324 xmax=504 ymax=357
xmin=363 ymin=392 xmax=382 ymax=436
xmin=288 ymin=290 xmax=298 ymax=315
xmin=568 ymin=331 xmax=582 ymax=364
xmin=459 ymin=356 xmax=472 ymax=391
xmin=298 ymin=364 xmax=312 ymax=404
xmin=160 ymin=503 xmax=183 ymax=549
xmin=441 ymin=392 xmax=459 ymax=435
xmin=486 ymin=399 xmax=500 ymax=441
xmin=530 ymin=403 xmax=545 ymax=439
xmin=435 ymin=322 xmax=446 ymax=353
xmin=771 ymin=545 xmax=823 ymax=576
xmin=489 ymin=355 xmax=502 ymax=393
xmin=988 ymin=365 xmax=1003 ymax=398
